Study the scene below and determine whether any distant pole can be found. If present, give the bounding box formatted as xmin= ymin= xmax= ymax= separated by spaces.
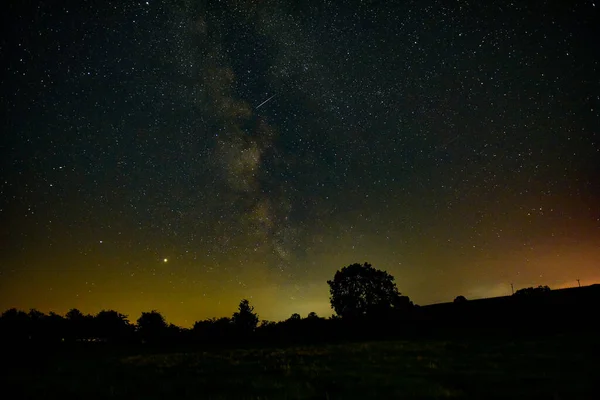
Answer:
xmin=510 ymin=283 xmax=514 ymax=295
xmin=576 ymin=279 xmax=581 ymax=287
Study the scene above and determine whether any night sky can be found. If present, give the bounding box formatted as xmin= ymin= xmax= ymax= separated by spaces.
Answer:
xmin=2 ymin=0 xmax=599 ymax=327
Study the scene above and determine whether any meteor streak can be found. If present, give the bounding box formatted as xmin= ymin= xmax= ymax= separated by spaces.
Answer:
xmin=256 ymin=94 xmax=276 ymax=109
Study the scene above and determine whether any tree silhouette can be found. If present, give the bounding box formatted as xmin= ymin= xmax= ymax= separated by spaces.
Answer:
xmin=28 ymin=309 xmax=46 ymax=341
xmin=66 ymin=308 xmax=84 ymax=321
xmin=65 ymin=308 xmax=93 ymax=341
xmin=514 ymin=285 xmax=551 ymax=296
xmin=94 ymin=310 xmax=132 ymax=342
xmin=232 ymin=299 xmax=259 ymax=336
xmin=137 ymin=310 xmax=168 ymax=344
xmin=45 ymin=312 xmax=66 ymax=342
xmin=454 ymin=295 xmax=468 ymax=303
xmin=327 ymin=262 xmax=408 ymax=319
xmin=307 ymin=312 xmax=319 ymax=319
xmin=193 ymin=317 xmax=235 ymax=342
xmin=212 ymin=317 xmax=235 ymax=339
xmin=289 ymin=313 xmax=301 ymax=321
xmin=0 ymin=308 xmax=29 ymax=341
xmin=392 ymin=294 xmax=414 ymax=312
xmin=259 ymin=320 xmax=276 ymax=328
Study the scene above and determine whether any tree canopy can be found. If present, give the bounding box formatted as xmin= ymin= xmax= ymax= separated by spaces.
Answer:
xmin=137 ymin=310 xmax=168 ymax=343
xmin=307 ymin=312 xmax=319 ymax=319
xmin=232 ymin=299 xmax=259 ymax=334
xmin=327 ymin=262 xmax=410 ymax=318
xmin=454 ymin=295 xmax=467 ymax=303
xmin=94 ymin=310 xmax=132 ymax=342
xmin=514 ymin=285 xmax=551 ymax=296
xmin=289 ymin=313 xmax=301 ymax=321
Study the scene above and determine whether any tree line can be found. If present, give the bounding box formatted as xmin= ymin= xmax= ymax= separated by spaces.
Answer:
xmin=0 ymin=300 xmax=338 ymax=346
xmin=0 ymin=262 xmax=588 ymax=346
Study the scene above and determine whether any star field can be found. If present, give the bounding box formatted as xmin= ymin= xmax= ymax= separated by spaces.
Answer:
xmin=1 ymin=0 xmax=599 ymax=326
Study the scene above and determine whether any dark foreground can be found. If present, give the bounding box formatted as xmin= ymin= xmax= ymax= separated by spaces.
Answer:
xmin=4 ymin=334 xmax=598 ymax=399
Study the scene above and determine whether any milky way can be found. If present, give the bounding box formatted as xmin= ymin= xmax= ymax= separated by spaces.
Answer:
xmin=1 ymin=0 xmax=598 ymax=326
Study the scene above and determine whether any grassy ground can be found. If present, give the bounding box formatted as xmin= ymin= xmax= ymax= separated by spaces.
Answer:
xmin=4 ymin=334 xmax=597 ymax=399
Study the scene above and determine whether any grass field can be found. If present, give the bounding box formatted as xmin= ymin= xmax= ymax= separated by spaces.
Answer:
xmin=4 ymin=334 xmax=597 ymax=399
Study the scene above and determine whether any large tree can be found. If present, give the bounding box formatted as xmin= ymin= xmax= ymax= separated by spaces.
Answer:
xmin=232 ymin=299 xmax=259 ymax=335
xmin=94 ymin=310 xmax=132 ymax=342
xmin=137 ymin=310 xmax=168 ymax=343
xmin=327 ymin=262 xmax=410 ymax=318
